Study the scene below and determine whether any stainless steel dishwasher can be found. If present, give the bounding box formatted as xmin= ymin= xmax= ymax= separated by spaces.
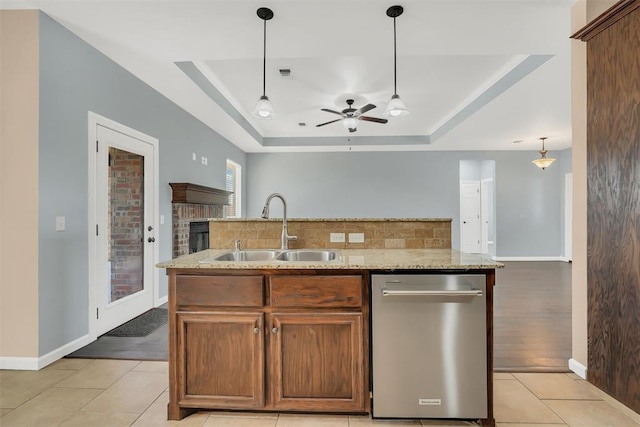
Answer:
xmin=371 ymin=274 xmax=487 ymax=419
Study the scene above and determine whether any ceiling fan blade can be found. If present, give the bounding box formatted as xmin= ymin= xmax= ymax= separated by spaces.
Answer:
xmin=359 ymin=116 xmax=388 ymax=124
xmin=316 ymin=119 xmax=342 ymax=127
xmin=356 ymin=103 xmax=376 ymax=115
xmin=321 ymin=108 xmax=343 ymax=116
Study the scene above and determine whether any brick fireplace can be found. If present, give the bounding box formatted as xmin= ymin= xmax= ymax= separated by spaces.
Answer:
xmin=169 ymin=183 xmax=232 ymax=257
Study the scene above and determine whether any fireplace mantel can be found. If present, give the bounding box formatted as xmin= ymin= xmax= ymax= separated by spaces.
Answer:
xmin=169 ymin=182 xmax=231 ymax=206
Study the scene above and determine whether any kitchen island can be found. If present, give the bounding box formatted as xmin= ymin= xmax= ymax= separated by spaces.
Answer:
xmin=158 ymin=248 xmax=502 ymax=426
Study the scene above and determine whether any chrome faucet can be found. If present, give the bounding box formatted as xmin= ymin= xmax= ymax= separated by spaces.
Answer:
xmin=261 ymin=193 xmax=297 ymax=249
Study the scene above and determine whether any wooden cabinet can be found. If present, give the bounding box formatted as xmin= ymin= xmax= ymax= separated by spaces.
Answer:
xmin=176 ymin=311 xmax=264 ymax=409
xmin=269 ymin=312 xmax=364 ymax=411
xmin=168 ymin=271 xmax=368 ymax=419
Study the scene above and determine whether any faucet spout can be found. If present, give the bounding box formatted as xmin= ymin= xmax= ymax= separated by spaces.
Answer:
xmin=261 ymin=193 xmax=297 ymax=249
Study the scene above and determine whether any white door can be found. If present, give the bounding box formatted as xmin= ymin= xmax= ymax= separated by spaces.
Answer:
xmin=91 ymin=121 xmax=158 ymax=336
xmin=460 ymin=181 xmax=482 ymax=253
xmin=481 ymin=180 xmax=491 ymax=254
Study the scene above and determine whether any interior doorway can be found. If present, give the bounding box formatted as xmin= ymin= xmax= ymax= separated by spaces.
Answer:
xmin=459 ymin=160 xmax=496 ymax=256
xmin=88 ymin=113 xmax=159 ymax=339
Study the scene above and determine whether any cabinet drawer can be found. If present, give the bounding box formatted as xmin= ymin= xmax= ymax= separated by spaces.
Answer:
xmin=176 ymin=275 xmax=264 ymax=307
xmin=269 ymin=276 xmax=362 ymax=308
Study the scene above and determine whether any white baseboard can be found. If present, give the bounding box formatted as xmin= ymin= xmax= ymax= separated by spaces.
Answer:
xmin=569 ymin=358 xmax=587 ymax=379
xmin=0 ymin=333 xmax=93 ymax=371
xmin=0 ymin=356 xmax=40 ymax=370
xmin=493 ymin=256 xmax=566 ymax=262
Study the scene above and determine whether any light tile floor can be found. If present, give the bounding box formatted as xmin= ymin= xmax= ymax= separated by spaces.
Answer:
xmin=1 ymin=359 xmax=640 ymax=426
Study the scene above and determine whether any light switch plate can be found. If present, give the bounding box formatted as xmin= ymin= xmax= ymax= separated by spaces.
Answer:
xmin=330 ymin=233 xmax=345 ymax=243
xmin=349 ymin=233 xmax=365 ymax=243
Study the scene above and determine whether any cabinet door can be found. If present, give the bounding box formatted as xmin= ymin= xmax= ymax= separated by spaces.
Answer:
xmin=177 ymin=311 xmax=264 ymax=409
xmin=269 ymin=312 xmax=364 ymax=411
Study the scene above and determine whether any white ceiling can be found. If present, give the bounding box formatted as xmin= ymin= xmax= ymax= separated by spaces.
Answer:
xmin=2 ymin=0 xmax=574 ymax=153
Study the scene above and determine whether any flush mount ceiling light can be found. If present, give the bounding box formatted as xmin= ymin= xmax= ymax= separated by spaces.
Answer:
xmin=252 ymin=7 xmax=276 ymax=119
xmin=383 ymin=5 xmax=409 ymax=119
xmin=532 ymin=137 xmax=556 ymax=170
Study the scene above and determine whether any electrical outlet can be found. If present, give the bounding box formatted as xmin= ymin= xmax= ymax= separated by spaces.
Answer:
xmin=330 ymin=233 xmax=345 ymax=243
xmin=55 ymin=216 xmax=66 ymax=231
xmin=201 ymin=156 xmax=206 ymax=165
xmin=349 ymin=233 xmax=365 ymax=243
xmin=192 ymin=152 xmax=197 ymax=161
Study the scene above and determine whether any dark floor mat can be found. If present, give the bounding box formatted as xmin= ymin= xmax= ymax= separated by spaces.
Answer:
xmin=104 ymin=308 xmax=168 ymax=337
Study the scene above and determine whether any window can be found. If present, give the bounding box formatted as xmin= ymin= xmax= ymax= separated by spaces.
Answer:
xmin=225 ymin=159 xmax=241 ymax=218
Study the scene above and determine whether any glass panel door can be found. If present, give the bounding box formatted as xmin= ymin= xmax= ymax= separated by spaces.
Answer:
xmin=108 ymin=147 xmax=144 ymax=303
xmin=96 ymin=124 xmax=155 ymax=335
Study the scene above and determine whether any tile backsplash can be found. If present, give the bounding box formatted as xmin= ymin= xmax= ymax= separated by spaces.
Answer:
xmin=208 ymin=218 xmax=451 ymax=250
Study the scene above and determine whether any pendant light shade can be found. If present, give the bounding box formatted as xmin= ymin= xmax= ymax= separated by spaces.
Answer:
xmin=532 ymin=137 xmax=556 ymax=170
xmin=253 ymin=95 xmax=276 ymax=119
xmin=252 ymin=7 xmax=276 ymax=119
xmin=383 ymin=5 xmax=409 ymax=119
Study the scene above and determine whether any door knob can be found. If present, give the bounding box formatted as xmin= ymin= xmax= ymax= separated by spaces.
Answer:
xmin=147 ymin=237 xmax=155 ymax=243
xmin=148 ymin=226 xmax=154 ymax=231
xmin=272 ymin=327 xmax=279 ymax=334
xmin=253 ymin=327 xmax=260 ymax=334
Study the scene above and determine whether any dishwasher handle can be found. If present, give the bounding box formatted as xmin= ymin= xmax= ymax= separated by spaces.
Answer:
xmin=380 ymin=286 xmax=483 ymax=297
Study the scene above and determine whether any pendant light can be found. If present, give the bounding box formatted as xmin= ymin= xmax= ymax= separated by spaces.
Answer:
xmin=383 ymin=5 xmax=409 ymax=119
xmin=252 ymin=7 xmax=277 ymax=119
xmin=532 ymin=137 xmax=556 ymax=170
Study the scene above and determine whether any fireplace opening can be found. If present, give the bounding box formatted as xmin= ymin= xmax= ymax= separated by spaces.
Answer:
xmin=189 ymin=221 xmax=210 ymax=254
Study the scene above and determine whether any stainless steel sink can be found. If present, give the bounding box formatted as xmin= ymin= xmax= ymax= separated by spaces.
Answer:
xmin=205 ymin=250 xmax=281 ymax=262
xmin=275 ymin=249 xmax=340 ymax=262
xmin=200 ymin=249 xmax=341 ymax=263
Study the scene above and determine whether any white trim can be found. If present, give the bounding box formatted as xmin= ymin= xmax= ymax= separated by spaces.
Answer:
xmin=569 ymin=358 xmax=587 ymax=379
xmin=0 ymin=356 xmax=39 ymax=371
xmin=156 ymin=295 xmax=168 ymax=307
xmin=493 ymin=256 xmax=566 ymax=262
xmin=0 ymin=334 xmax=92 ymax=371
xmin=87 ymin=112 xmax=160 ymax=340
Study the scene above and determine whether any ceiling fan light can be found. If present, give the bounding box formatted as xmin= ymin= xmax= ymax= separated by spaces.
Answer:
xmin=383 ymin=94 xmax=409 ymax=118
xmin=252 ymin=95 xmax=277 ymax=119
xmin=342 ymin=117 xmax=358 ymax=130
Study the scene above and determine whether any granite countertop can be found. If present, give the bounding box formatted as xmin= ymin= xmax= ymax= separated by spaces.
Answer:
xmin=208 ymin=218 xmax=452 ymax=222
xmin=157 ymin=248 xmax=503 ymax=270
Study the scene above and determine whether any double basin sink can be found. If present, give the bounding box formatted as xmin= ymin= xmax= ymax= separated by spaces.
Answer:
xmin=200 ymin=249 xmax=340 ymax=263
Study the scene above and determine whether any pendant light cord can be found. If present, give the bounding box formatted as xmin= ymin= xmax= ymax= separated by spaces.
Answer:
xmin=262 ymin=17 xmax=267 ymax=97
xmin=393 ymin=16 xmax=397 ymax=96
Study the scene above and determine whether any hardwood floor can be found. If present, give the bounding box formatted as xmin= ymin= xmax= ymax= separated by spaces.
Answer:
xmin=494 ymin=261 xmax=572 ymax=372
xmin=67 ymin=262 xmax=572 ymax=372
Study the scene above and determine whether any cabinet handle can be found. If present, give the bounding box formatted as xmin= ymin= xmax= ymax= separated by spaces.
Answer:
xmin=253 ymin=327 xmax=260 ymax=334
xmin=272 ymin=327 xmax=279 ymax=334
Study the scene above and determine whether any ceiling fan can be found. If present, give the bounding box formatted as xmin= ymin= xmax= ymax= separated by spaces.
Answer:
xmin=316 ymin=99 xmax=388 ymax=133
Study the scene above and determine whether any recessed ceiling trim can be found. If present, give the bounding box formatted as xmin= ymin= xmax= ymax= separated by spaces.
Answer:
xmin=429 ymin=54 xmax=553 ymax=144
xmin=262 ymin=135 xmax=431 ymax=147
xmin=175 ymin=60 xmax=264 ymax=145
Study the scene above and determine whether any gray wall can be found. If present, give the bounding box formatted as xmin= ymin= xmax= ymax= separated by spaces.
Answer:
xmin=37 ymin=13 xmax=246 ymax=356
xmin=247 ymin=150 xmax=570 ymax=258
xmin=559 ymin=148 xmax=573 ymax=257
